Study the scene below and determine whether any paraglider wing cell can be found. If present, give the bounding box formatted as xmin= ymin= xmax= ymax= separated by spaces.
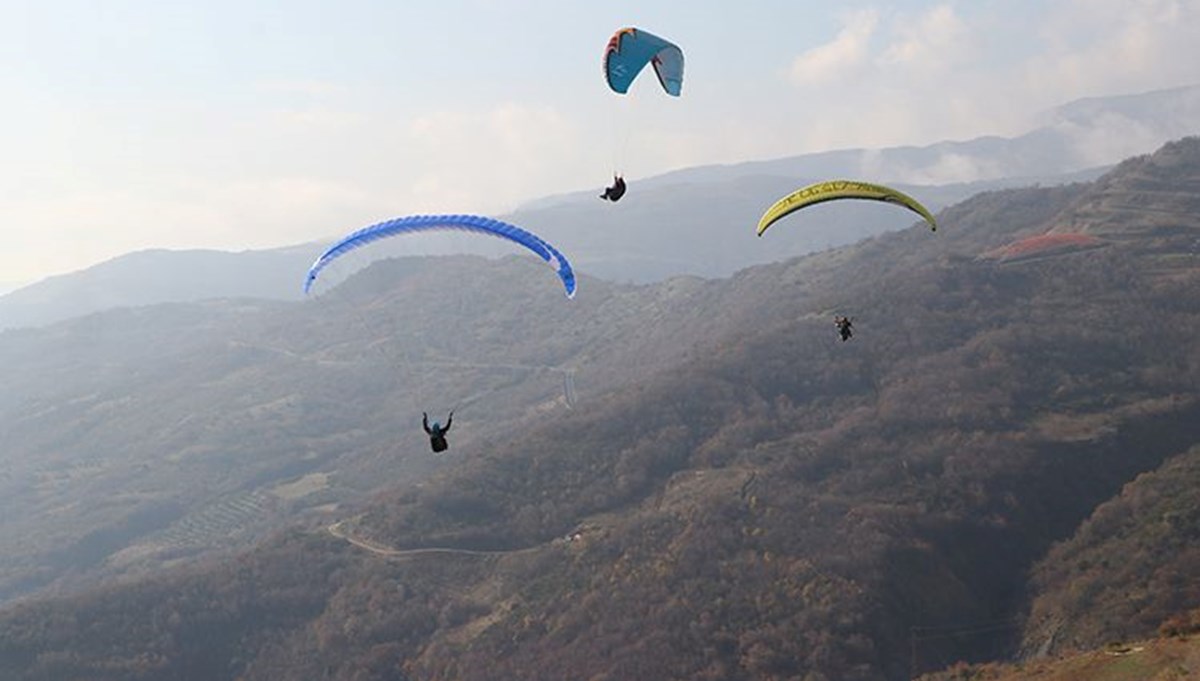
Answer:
xmin=604 ymin=27 xmax=684 ymax=96
xmin=303 ymin=214 xmax=577 ymax=298
xmin=756 ymin=180 xmax=938 ymax=236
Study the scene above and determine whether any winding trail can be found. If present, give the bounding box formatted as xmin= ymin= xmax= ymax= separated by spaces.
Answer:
xmin=327 ymin=520 xmax=548 ymax=559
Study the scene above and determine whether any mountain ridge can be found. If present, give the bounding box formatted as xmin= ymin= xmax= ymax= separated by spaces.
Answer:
xmin=8 ymin=84 xmax=1199 ymax=331
xmin=0 ymin=138 xmax=1197 ymax=679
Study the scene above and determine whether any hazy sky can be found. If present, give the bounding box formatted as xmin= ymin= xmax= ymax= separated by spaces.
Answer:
xmin=3 ymin=0 xmax=1199 ymax=287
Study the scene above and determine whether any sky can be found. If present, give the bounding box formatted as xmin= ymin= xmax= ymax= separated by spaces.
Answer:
xmin=2 ymin=0 xmax=1199 ymax=289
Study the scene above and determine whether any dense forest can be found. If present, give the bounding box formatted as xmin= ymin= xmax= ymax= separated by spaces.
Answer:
xmin=0 ymin=139 xmax=1197 ymax=680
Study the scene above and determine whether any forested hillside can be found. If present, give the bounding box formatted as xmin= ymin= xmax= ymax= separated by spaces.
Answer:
xmin=0 ymin=139 xmax=1197 ymax=680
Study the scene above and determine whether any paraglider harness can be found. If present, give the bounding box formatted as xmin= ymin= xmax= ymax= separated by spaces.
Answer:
xmin=423 ymin=411 xmax=453 ymax=453
xmin=834 ymin=316 xmax=854 ymax=342
xmin=600 ymin=175 xmax=627 ymax=202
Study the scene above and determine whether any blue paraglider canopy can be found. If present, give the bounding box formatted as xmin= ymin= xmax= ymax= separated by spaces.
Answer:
xmin=304 ymin=214 xmax=577 ymax=298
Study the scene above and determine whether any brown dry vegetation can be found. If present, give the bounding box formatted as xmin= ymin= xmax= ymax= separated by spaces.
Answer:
xmin=0 ymin=139 xmax=1198 ymax=680
xmin=921 ymin=634 xmax=1200 ymax=680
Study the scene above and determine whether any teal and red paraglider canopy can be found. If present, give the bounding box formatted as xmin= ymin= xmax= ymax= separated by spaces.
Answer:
xmin=603 ymin=27 xmax=684 ymax=97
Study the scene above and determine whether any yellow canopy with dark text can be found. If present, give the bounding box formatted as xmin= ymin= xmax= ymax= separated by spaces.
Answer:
xmin=756 ymin=180 xmax=937 ymax=236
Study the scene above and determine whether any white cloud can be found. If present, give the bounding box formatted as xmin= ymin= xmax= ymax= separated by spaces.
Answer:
xmin=261 ymin=108 xmax=369 ymax=135
xmin=5 ymin=176 xmax=371 ymax=279
xmin=3 ymin=100 xmax=599 ymax=283
xmin=776 ymin=0 xmax=1200 ymax=158
xmin=880 ymin=4 xmax=971 ymax=76
xmin=256 ymin=79 xmax=349 ymax=98
xmin=403 ymin=102 xmax=591 ymax=212
xmin=1024 ymin=0 xmax=1200 ymax=102
xmin=790 ymin=9 xmax=880 ymax=85
xmin=1052 ymin=112 xmax=1177 ymax=168
xmin=782 ymin=5 xmax=1008 ymax=152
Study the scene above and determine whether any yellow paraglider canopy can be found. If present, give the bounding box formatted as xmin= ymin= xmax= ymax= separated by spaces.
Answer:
xmin=756 ymin=180 xmax=938 ymax=236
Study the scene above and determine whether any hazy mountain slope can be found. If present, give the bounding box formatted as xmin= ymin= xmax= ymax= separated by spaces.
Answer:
xmin=0 ymin=139 xmax=1197 ymax=681
xmin=0 ymin=175 xmax=1079 ymax=332
xmin=316 ymin=146 xmax=1200 ymax=679
xmin=615 ymin=84 xmax=1200 ymax=190
xmin=10 ymin=82 xmax=1196 ymax=331
xmin=0 ymin=531 xmax=356 ymax=681
xmin=0 ymin=259 xmax=598 ymax=602
xmin=0 ymin=246 xmax=319 ymax=330
xmin=252 ymin=139 xmax=1200 ymax=680
xmin=509 ymin=174 xmax=1044 ymax=285
xmin=1020 ymin=446 xmax=1200 ymax=657
xmin=0 ymin=246 xmax=839 ymax=604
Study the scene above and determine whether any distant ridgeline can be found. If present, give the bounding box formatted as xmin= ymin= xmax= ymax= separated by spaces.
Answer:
xmin=0 ymin=138 xmax=1197 ymax=681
